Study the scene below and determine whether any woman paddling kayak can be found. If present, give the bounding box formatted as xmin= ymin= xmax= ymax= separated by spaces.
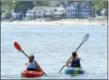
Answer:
xmin=25 ymin=55 xmax=42 ymax=71
xmin=65 ymin=52 xmax=81 ymax=68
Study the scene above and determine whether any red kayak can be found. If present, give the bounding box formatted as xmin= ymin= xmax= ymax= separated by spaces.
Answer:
xmin=21 ymin=70 xmax=44 ymax=78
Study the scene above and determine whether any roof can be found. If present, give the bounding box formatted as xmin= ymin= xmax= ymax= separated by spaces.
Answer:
xmin=82 ymin=2 xmax=92 ymax=9
xmin=66 ymin=1 xmax=92 ymax=10
xmin=31 ymin=6 xmax=57 ymax=12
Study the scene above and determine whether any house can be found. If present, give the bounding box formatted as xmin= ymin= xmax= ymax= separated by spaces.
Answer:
xmin=66 ymin=1 xmax=93 ymax=18
xmin=32 ymin=7 xmax=46 ymax=18
xmin=11 ymin=10 xmax=24 ymax=20
xmin=81 ymin=1 xmax=92 ymax=18
xmin=44 ymin=7 xmax=56 ymax=17
xmin=26 ymin=10 xmax=35 ymax=19
xmin=26 ymin=6 xmax=66 ymax=19
xmin=54 ymin=5 xmax=66 ymax=17
xmin=26 ymin=7 xmax=45 ymax=19
xmin=26 ymin=6 xmax=54 ymax=19
xmin=26 ymin=1 xmax=93 ymax=19
xmin=66 ymin=4 xmax=77 ymax=18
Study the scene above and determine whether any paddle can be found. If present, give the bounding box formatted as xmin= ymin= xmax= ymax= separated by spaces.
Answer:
xmin=59 ymin=34 xmax=89 ymax=73
xmin=14 ymin=41 xmax=29 ymax=58
xmin=14 ymin=41 xmax=47 ymax=76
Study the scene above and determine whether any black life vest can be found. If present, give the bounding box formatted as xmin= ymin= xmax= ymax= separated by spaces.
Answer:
xmin=71 ymin=57 xmax=81 ymax=68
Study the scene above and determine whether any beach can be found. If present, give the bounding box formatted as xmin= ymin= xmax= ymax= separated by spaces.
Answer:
xmin=1 ymin=18 xmax=107 ymax=26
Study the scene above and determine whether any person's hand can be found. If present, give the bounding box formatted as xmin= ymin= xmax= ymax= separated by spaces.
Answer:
xmin=25 ymin=62 xmax=28 ymax=65
xmin=64 ymin=64 xmax=67 ymax=66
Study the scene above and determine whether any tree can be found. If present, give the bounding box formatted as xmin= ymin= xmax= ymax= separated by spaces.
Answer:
xmin=35 ymin=1 xmax=49 ymax=6
xmin=14 ymin=1 xmax=34 ymax=16
xmin=1 ymin=1 xmax=16 ymax=19
xmin=92 ymin=0 xmax=108 ymax=16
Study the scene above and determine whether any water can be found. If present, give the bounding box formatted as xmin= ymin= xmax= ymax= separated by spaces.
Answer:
xmin=1 ymin=22 xmax=107 ymax=79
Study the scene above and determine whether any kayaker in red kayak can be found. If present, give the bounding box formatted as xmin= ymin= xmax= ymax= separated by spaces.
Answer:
xmin=25 ymin=55 xmax=42 ymax=71
xmin=65 ymin=52 xmax=81 ymax=68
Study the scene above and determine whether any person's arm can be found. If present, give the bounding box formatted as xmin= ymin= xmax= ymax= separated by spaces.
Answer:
xmin=25 ymin=62 xmax=28 ymax=65
xmin=35 ymin=61 xmax=42 ymax=71
xmin=65 ymin=57 xmax=73 ymax=66
xmin=77 ymin=53 xmax=81 ymax=60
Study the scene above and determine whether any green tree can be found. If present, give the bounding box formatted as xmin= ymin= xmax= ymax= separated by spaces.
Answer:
xmin=14 ymin=1 xmax=34 ymax=14
xmin=1 ymin=1 xmax=16 ymax=19
xmin=35 ymin=1 xmax=50 ymax=6
xmin=92 ymin=0 xmax=108 ymax=16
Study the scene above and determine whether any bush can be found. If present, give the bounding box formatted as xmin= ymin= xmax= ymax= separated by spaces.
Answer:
xmin=4 ymin=12 xmax=12 ymax=19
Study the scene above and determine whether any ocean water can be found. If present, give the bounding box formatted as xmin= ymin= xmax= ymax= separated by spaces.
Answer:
xmin=1 ymin=22 xmax=107 ymax=79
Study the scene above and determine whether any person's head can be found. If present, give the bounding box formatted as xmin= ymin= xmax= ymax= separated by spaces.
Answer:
xmin=72 ymin=52 xmax=77 ymax=58
xmin=29 ymin=55 xmax=34 ymax=62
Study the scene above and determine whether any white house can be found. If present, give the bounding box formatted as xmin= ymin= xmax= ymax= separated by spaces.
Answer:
xmin=32 ymin=7 xmax=45 ymax=17
xmin=26 ymin=6 xmax=66 ymax=19
xmin=54 ymin=5 xmax=66 ymax=17
xmin=44 ymin=7 xmax=56 ymax=16
xmin=26 ymin=10 xmax=35 ymax=19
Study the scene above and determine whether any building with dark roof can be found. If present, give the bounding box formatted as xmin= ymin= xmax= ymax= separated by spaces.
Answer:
xmin=66 ymin=1 xmax=93 ymax=18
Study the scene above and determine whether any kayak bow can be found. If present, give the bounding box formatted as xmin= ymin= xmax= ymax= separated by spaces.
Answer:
xmin=65 ymin=67 xmax=84 ymax=75
xmin=21 ymin=70 xmax=44 ymax=78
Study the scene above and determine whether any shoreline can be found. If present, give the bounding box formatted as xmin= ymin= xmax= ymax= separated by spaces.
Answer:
xmin=1 ymin=19 xmax=107 ymax=26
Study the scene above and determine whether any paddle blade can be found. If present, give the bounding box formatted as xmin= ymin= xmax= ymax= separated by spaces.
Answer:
xmin=82 ymin=34 xmax=89 ymax=43
xmin=75 ymin=34 xmax=89 ymax=52
xmin=14 ymin=41 xmax=22 ymax=52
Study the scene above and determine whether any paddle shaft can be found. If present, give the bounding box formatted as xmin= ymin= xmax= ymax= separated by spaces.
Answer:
xmin=59 ymin=66 xmax=65 ymax=73
xmin=75 ymin=42 xmax=84 ymax=52
xmin=21 ymin=50 xmax=29 ymax=58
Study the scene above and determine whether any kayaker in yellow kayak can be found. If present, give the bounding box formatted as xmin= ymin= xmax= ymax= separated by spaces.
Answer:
xmin=65 ymin=52 xmax=81 ymax=68
xmin=25 ymin=55 xmax=42 ymax=71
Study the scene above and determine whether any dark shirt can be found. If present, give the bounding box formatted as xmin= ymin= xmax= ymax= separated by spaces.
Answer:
xmin=71 ymin=57 xmax=81 ymax=68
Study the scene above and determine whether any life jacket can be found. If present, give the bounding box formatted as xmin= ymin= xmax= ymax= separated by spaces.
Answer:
xmin=71 ymin=57 xmax=81 ymax=68
xmin=27 ymin=61 xmax=37 ymax=69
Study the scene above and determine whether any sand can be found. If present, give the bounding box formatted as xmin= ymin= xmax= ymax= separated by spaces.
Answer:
xmin=1 ymin=19 xmax=107 ymax=26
